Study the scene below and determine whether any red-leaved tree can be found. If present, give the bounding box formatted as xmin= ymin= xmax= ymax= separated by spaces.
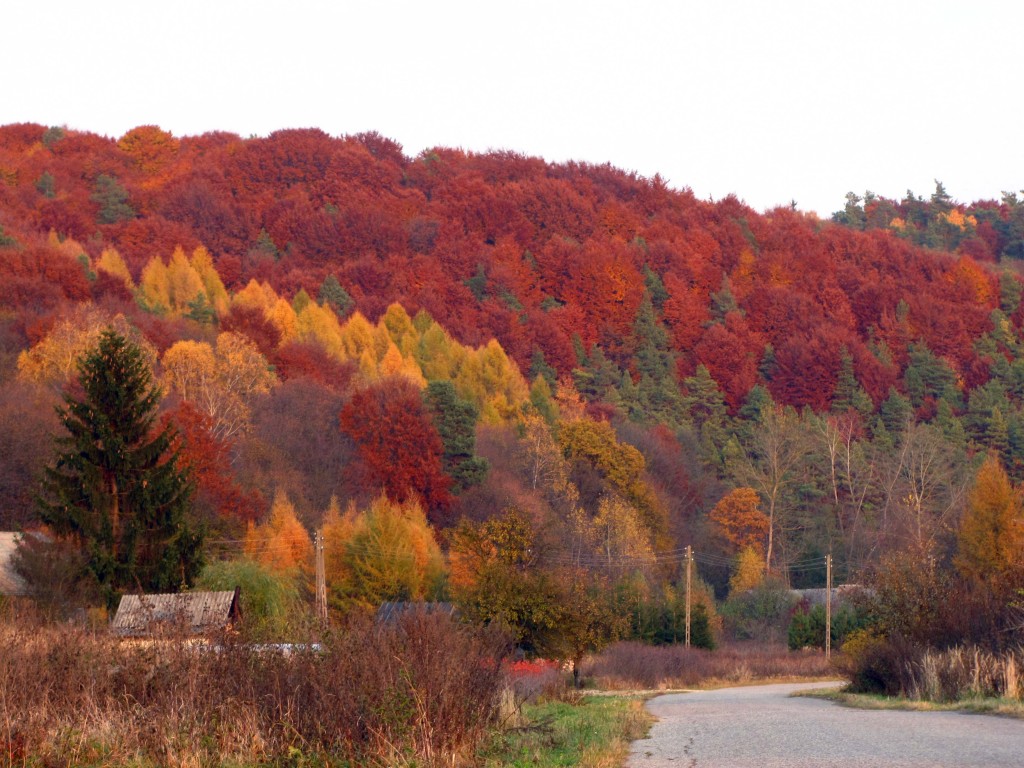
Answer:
xmin=339 ymin=377 xmax=452 ymax=523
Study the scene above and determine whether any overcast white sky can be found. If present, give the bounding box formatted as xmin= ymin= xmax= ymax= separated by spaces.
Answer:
xmin=3 ymin=0 xmax=1021 ymax=216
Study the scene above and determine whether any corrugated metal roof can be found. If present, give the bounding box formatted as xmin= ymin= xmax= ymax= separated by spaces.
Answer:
xmin=376 ymin=601 xmax=457 ymax=625
xmin=111 ymin=590 xmax=240 ymax=636
xmin=0 ymin=532 xmax=28 ymax=596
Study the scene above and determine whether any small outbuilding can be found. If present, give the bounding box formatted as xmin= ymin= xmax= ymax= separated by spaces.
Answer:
xmin=111 ymin=589 xmax=242 ymax=637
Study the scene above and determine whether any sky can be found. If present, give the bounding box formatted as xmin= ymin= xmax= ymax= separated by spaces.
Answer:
xmin=3 ymin=0 xmax=1021 ymax=217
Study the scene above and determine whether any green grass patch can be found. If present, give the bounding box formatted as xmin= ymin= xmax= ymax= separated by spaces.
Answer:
xmin=481 ymin=695 xmax=653 ymax=768
xmin=795 ymin=688 xmax=1024 ymax=718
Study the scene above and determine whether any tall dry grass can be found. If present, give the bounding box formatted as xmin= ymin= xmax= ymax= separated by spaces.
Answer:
xmin=584 ymin=641 xmax=834 ymax=690
xmin=0 ymin=605 xmax=508 ymax=767
xmin=905 ymin=646 xmax=1024 ymax=703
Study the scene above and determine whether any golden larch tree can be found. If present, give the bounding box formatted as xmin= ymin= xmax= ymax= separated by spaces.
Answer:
xmin=955 ymin=454 xmax=1024 ymax=581
xmin=245 ymin=490 xmax=314 ymax=573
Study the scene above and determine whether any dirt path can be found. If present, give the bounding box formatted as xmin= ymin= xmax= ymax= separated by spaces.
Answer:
xmin=628 ymin=681 xmax=1024 ymax=767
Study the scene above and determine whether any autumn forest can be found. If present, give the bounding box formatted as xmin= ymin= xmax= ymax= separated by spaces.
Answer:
xmin=2 ymin=122 xmax=1024 ymax=660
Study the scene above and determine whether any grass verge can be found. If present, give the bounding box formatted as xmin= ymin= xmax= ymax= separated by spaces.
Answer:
xmin=481 ymin=695 xmax=653 ymax=768
xmin=794 ymin=687 xmax=1024 ymax=719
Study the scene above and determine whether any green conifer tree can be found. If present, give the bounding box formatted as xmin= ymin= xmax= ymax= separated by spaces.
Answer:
xmin=318 ymin=274 xmax=354 ymax=315
xmin=530 ymin=347 xmax=558 ymax=389
xmin=38 ymin=329 xmax=201 ymax=605
xmin=642 ymin=265 xmax=670 ymax=310
xmin=708 ymin=273 xmax=742 ymax=324
xmin=879 ymin=387 xmax=913 ymax=434
xmin=425 ymin=380 xmax=488 ymax=492
xmin=631 ymin=295 xmax=684 ymax=425
xmin=91 ymin=174 xmax=135 ymax=225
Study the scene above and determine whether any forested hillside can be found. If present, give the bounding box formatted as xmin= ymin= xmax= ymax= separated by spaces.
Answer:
xmin=2 ymin=123 xmax=1023 ymax=647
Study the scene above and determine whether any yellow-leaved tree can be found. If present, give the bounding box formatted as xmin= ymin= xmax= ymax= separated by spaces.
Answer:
xmin=162 ymin=331 xmax=277 ymax=440
xmin=166 ymin=246 xmax=205 ymax=313
xmin=322 ymin=495 xmax=446 ymax=615
xmin=233 ymin=279 xmax=279 ymax=314
xmin=586 ymin=494 xmax=656 ymax=576
xmin=296 ymin=300 xmax=344 ymax=358
xmin=190 ymin=246 xmax=229 ymax=314
xmin=955 ymin=454 xmax=1024 ymax=582
xmin=95 ymin=247 xmax=134 ymax=289
xmin=558 ymin=417 xmax=667 ymax=542
xmin=381 ymin=303 xmax=419 ymax=356
xmin=137 ymin=246 xmax=228 ymax=319
xmin=138 ymin=256 xmax=172 ymax=314
xmin=414 ymin=316 xmax=465 ymax=381
xmin=452 ymin=339 xmax=530 ymax=423
xmin=729 ymin=545 xmax=766 ymax=595
xmin=17 ymin=307 xmax=155 ymax=390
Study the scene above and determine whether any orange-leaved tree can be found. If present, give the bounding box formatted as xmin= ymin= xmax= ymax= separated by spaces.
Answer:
xmin=955 ymin=454 xmax=1024 ymax=582
xmin=244 ymin=490 xmax=313 ymax=574
xmin=708 ymin=487 xmax=770 ymax=556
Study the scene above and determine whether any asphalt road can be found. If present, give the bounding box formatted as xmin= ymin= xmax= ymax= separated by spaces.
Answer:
xmin=627 ymin=682 xmax=1024 ymax=767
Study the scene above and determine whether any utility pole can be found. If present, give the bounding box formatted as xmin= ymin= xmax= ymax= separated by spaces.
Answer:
xmin=315 ymin=528 xmax=327 ymax=622
xmin=685 ymin=545 xmax=692 ymax=648
xmin=825 ymin=553 xmax=832 ymax=660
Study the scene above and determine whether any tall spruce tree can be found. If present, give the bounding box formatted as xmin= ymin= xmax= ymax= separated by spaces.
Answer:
xmin=38 ymin=329 xmax=201 ymax=604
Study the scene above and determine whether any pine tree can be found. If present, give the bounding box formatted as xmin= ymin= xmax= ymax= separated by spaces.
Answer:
xmin=91 ymin=174 xmax=135 ymax=225
xmin=631 ymin=295 xmax=685 ymax=426
xmin=425 ymin=380 xmax=489 ymax=492
xmin=879 ymin=387 xmax=913 ymax=434
xmin=831 ymin=347 xmax=872 ymax=417
xmin=572 ymin=344 xmax=621 ymax=402
xmin=1000 ymin=272 xmax=1022 ymax=315
xmin=529 ymin=347 xmax=558 ymax=388
xmin=642 ymin=265 xmax=669 ymax=310
xmin=38 ymin=329 xmax=201 ymax=605
xmin=708 ymin=273 xmax=742 ymax=324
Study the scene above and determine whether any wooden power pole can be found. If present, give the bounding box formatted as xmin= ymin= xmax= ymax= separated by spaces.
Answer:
xmin=825 ymin=553 xmax=832 ymax=659
xmin=685 ymin=545 xmax=692 ymax=648
xmin=315 ymin=529 xmax=327 ymax=622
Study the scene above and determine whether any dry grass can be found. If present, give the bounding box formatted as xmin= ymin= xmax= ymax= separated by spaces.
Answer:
xmin=584 ymin=641 xmax=836 ymax=690
xmin=798 ymin=687 xmax=1024 ymax=719
xmin=0 ymin=605 xmax=508 ymax=767
xmin=905 ymin=646 xmax=1024 ymax=703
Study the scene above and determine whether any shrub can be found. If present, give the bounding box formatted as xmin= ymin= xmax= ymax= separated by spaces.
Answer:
xmin=0 ymin=604 xmax=509 ymax=766
xmin=787 ymin=603 xmax=866 ymax=651
xmin=720 ymin=578 xmax=796 ymax=643
xmin=196 ymin=557 xmax=303 ymax=640
xmin=585 ymin=640 xmax=832 ymax=690
xmin=835 ymin=629 xmax=920 ymax=695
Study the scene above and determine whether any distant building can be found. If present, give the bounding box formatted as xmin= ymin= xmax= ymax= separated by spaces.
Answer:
xmin=0 ymin=532 xmax=29 ymax=597
xmin=789 ymin=584 xmax=864 ymax=607
xmin=111 ymin=589 xmax=242 ymax=637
